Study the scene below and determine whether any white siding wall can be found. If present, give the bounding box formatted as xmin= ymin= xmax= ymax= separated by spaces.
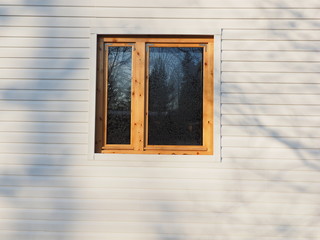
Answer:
xmin=0 ymin=1 xmax=320 ymax=239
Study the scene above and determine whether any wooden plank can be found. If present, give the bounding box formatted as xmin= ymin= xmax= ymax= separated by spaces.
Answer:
xmin=0 ymin=132 xmax=88 ymax=144
xmin=222 ymin=62 xmax=320 ymax=73
xmin=0 ymin=48 xmax=89 ymax=58
xmin=222 ymin=30 xmax=320 ymax=41
xmin=222 ymin=126 xmax=320 ymax=137
xmin=222 ymin=83 xmax=320 ymax=94
xmin=222 ymin=93 xmax=320 ymax=105
xmin=222 ymin=104 xmax=320 ymax=116
xmin=222 ymin=51 xmax=320 ymax=62
xmin=0 ymin=69 xmax=89 ymax=79
xmin=0 ymin=38 xmax=89 ymax=48
xmin=0 ymin=111 xmax=88 ymax=122
xmin=221 ymin=72 xmax=320 ymax=83
xmin=0 ymin=122 xmax=88 ymax=133
xmin=222 ymin=115 xmax=320 ymax=127
xmin=132 ymin=41 xmax=145 ymax=152
xmin=0 ymin=80 xmax=89 ymax=90
xmin=0 ymin=27 xmax=89 ymax=38
xmin=222 ymin=136 xmax=320 ymax=149
xmin=0 ymin=90 xmax=88 ymax=101
xmin=0 ymin=58 xmax=89 ymax=69
xmin=223 ymin=40 xmax=320 ymax=51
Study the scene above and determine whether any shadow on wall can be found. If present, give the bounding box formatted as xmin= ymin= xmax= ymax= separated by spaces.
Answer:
xmin=0 ymin=1 xmax=89 ymax=239
xmin=217 ymin=2 xmax=320 ymax=239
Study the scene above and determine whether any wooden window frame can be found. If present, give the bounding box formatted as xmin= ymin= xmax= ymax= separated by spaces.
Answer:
xmin=95 ymin=35 xmax=214 ymax=155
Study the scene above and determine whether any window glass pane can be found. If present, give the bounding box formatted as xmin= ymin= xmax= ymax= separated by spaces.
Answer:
xmin=106 ymin=46 xmax=132 ymax=144
xmin=148 ymin=47 xmax=203 ymax=145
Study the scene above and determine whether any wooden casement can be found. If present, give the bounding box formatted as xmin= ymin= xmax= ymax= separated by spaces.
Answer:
xmin=95 ymin=36 xmax=214 ymax=155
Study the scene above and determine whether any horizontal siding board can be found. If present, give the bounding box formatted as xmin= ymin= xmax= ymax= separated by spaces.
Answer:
xmin=94 ymin=18 xmax=320 ymax=30
xmin=0 ymin=90 xmax=88 ymax=101
xmin=0 ymin=0 xmax=93 ymax=6
xmin=0 ymin=187 xmax=319 ymax=204
xmin=0 ymin=38 xmax=89 ymax=48
xmin=222 ymin=126 xmax=320 ymax=138
xmin=222 ymin=62 xmax=320 ymax=73
xmin=222 ymin=147 xmax=320 ymax=160
xmin=0 ymin=58 xmax=89 ymax=69
xmin=0 ymin=209 xmax=319 ymax=228
xmin=0 ymin=16 xmax=91 ymax=27
xmin=0 ymin=231 xmax=242 ymax=240
xmin=2 ymin=0 xmax=320 ymax=8
xmin=0 ymin=154 xmax=318 ymax=171
xmin=0 ymin=27 xmax=89 ymax=38
xmin=222 ymin=136 xmax=320 ymax=149
xmin=0 ymin=143 xmax=87 ymax=154
xmin=0 ymin=122 xmax=88 ymax=133
xmin=222 ymin=93 xmax=320 ymax=104
xmin=0 ymin=111 xmax=88 ymax=122
xmin=0 ymin=132 xmax=87 ymax=144
xmin=0 ymin=219 xmax=318 ymax=236
xmin=223 ymin=40 xmax=320 ymax=51
xmin=96 ymin=8 xmax=320 ymax=19
xmin=0 ymin=6 xmax=94 ymax=17
xmin=0 ymin=48 xmax=89 ymax=58
xmin=2 ymin=165 xmax=320 ymax=182
xmin=96 ymin=0 xmax=320 ymax=8
xmin=222 ymin=51 xmax=320 ymax=62
xmin=0 ymin=101 xmax=88 ymax=111
xmin=222 ymin=115 xmax=320 ymax=127
xmin=222 ymin=83 xmax=320 ymax=94
xmin=0 ymin=80 xmax=89 ymax=90
xmin=2 ymin=7 xmax=320 ymax=19
xmin=222 ymin=104 xmax=320 ymax=116
xmin=0 ymin=69 xmax=89 ymax=79
xmin=221 ymin=72 xmax=320 ymax=83
xmin=222 ymin=30 xmax=320 ymax=40
xmin=2 ymin=172 xmax=320 ymax=190
xmin=1 ymin=197 xmax=319 ymax=215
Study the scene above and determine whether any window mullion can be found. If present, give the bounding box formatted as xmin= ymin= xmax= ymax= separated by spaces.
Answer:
xmin=131 ymin=41 xmax=146 ymax=152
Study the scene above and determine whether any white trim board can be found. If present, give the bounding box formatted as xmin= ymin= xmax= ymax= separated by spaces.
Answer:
xmin=88 ymin=28 xmax=222 ymax=162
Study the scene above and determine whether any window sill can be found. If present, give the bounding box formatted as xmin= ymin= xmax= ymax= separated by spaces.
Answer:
xmin=91 ymin=153 xmax=219 ymax=162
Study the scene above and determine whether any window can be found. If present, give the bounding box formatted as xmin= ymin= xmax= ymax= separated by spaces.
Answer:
xmin=95 ymin=36 xmax=214 ymax=155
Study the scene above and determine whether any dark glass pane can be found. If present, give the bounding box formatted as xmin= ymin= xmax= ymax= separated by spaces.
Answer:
xmin=148 ymin=47 xmax=203 ymax=145
xmin=106 ymin=46 xmax=132 ymax=144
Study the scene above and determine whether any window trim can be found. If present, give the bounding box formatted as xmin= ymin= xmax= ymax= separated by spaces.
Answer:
xmin=88 ymin=30 xmax=221 ymax=161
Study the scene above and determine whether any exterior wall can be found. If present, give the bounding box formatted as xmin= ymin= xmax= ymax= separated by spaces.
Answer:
xmin=0 ymin=1 xmax=320 ymax=239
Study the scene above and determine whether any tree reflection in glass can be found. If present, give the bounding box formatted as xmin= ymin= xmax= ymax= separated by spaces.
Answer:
xmin=106 ymin=46 xmax=132 ymax=144
xmin=148 ymin=47 xmax=203 ymax=145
